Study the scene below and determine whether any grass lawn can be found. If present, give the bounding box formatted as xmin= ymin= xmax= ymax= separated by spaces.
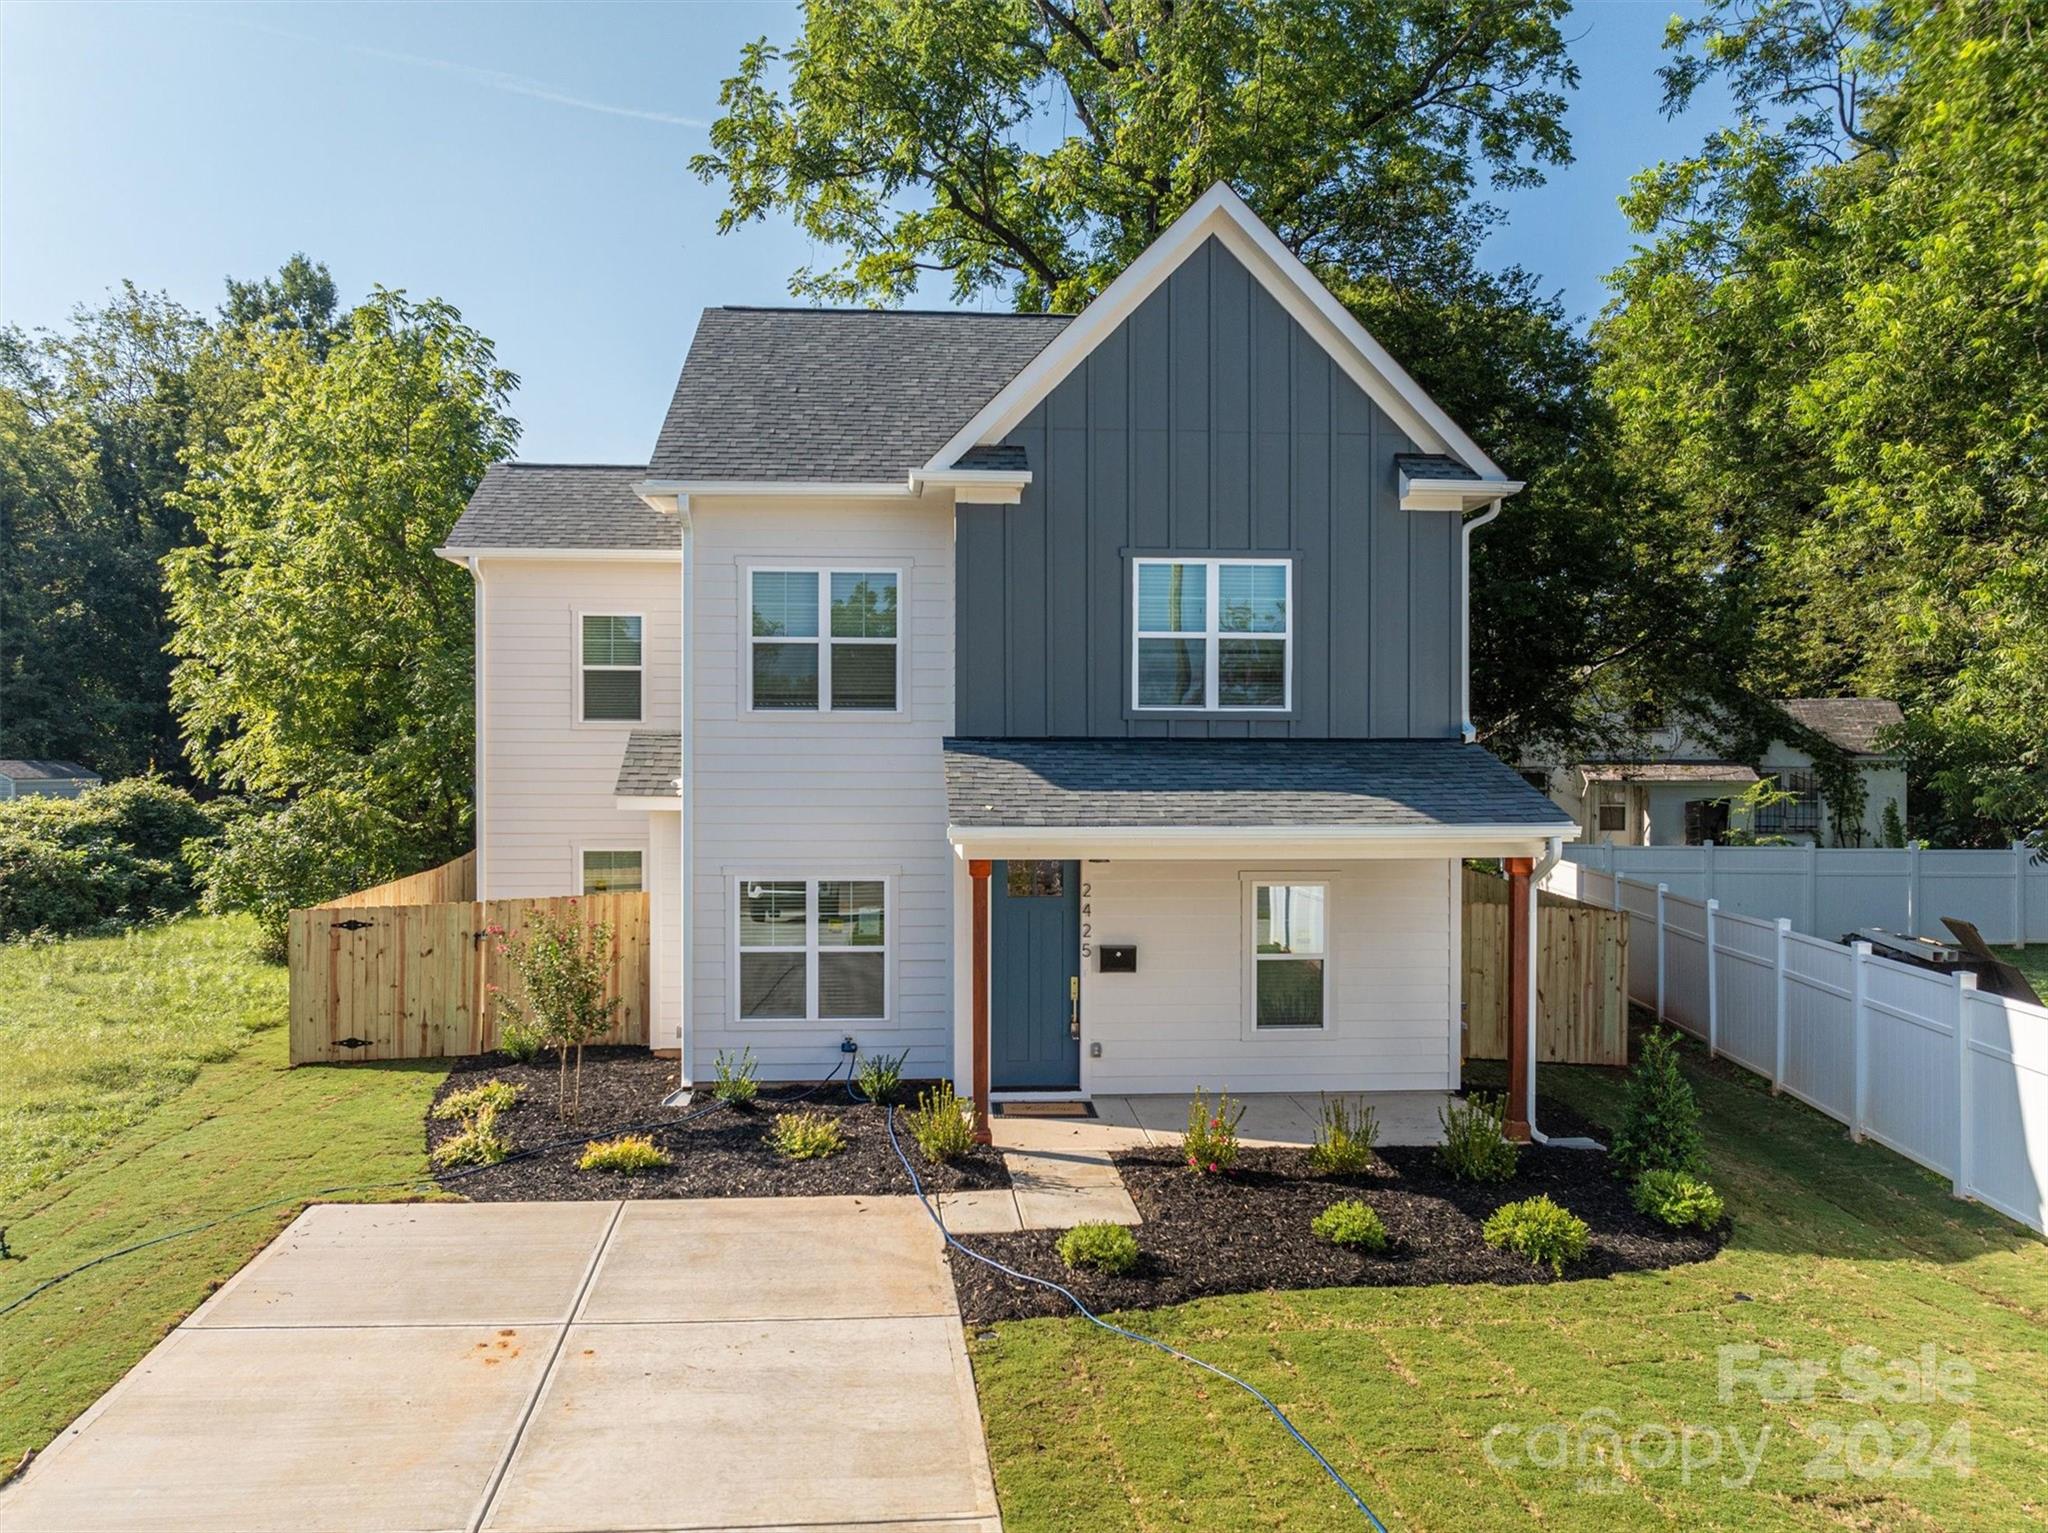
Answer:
xmin=1991 ymin=943 xmax=2048 ymax=999
xmin=971 ymin=1039 xmax=2048 ymax=1531
xmin=0 ymin=915 xmax=446 ymax=1466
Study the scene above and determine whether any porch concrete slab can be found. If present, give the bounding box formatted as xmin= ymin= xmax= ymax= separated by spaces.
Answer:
xmin=1004 ymin=1149 xmax=1140 ymax=1229
xmin=988 ymin=1109 xmax=1148 ymax=1154
xmin=191 ymin=1199 xmax=618 ymax=1328
xmin=937 ymin=1187 xmax=1024 ymax=1233
xmin=0 ymin=1322 xmax=553 ymax=1533
xmin=482 ymin=1317 xmax=1000 ymax=1532
xmin=578 ymin=1195 xmax=955 ymax=1323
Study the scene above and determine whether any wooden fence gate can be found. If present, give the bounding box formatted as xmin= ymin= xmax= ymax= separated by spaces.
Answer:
xmin=288 ymin=858 xmax=649 ymax=1064
xmin=1462 ymin=866 xmax=1630 ymax=1066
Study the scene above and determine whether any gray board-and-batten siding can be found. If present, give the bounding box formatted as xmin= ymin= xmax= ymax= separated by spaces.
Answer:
xmin=955 ymin=236 xmax=1461 ymax=741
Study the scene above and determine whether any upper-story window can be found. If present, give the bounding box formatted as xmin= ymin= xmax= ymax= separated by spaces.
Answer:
xmin=749 ymin=568 xmax=899 ymax=712
xmin=1132 ymin=558 xmax=1291 ymax=711
xmin=580 ymin=614 xmax=643 ymax=723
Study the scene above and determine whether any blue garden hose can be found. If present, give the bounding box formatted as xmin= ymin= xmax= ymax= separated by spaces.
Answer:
xmin=881 ymin=1101 xmax=1391 ymax=1530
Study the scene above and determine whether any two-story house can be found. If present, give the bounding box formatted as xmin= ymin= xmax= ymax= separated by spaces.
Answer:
xmin=440 ymin=184 xmax=1576 ymax=1132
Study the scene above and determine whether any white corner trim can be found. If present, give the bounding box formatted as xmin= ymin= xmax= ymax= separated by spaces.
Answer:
xmin=1401 ymin=475 xmax=1525 ymax=513
xmin=922 ymin=181 xmax=1507 ymax=480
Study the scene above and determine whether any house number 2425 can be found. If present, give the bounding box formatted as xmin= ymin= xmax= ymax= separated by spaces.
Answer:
xmin=1080 ymin=881 xmax=1091 ymax=960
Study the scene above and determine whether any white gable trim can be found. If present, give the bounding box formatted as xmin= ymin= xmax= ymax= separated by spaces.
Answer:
xmin=922 ymin=181 xmax=1508 ymax=482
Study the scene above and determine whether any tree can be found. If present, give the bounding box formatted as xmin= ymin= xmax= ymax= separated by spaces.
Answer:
xmin=491 ymin=907 xmax=624 ymax=1120
xmin=164 ymin=289 xmax=518 ymax=872
xmin=695 ymin=0 xmax=1578 ymax=312
xmin=1599 ymin=0 xmax=2048 ymax=842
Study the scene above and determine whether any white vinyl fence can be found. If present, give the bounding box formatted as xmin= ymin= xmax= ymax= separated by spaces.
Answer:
xmin=1564 ymin=842 xmax=2041 ymax=945
xmin=1555 ymin=861 xmax=2048 ymax=1237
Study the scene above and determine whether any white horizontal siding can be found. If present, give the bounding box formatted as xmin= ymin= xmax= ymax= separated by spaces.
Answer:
xmin=687 ymin=495 xmax=958 ymax=1082
xmin=1080 ymin=858 xmax=1457 ymax=1094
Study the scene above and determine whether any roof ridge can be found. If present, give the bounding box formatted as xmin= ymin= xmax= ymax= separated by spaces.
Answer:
xmin=713 ymin=305 xmax=1071 ymax=319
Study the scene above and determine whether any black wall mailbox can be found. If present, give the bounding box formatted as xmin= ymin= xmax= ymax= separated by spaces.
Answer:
xmin=1098 ymin=945 xmax=1137 ymax=973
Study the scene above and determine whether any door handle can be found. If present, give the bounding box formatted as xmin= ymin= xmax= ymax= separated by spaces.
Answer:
xmin=1069 ymin=975 xmax=1080 ymax=1039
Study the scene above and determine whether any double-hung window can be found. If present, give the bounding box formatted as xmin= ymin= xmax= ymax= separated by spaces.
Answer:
xmin=581 ymin=849 xmax=643 ymax=894
xmin=736 ymin=877 xmax=888 ymax=1020
xmin=749 ymin=569 xmax=899 ymax=712
xmin=580 ymin=614 xmax=644 ymax=722
xmin=1251 ymin=881 xmax=1328 ymax=1030
xmin=1133 ymin=558 xmax=1290 ymax=711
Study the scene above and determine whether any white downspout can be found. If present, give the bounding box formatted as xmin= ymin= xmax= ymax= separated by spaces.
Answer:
xmin=1460 ymin=498 xmax=1504 ymax=743
xmin=470 ymin=556 xmax=488 ymax=895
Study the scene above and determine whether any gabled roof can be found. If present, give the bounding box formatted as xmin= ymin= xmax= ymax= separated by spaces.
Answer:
xmin=614 ymin=731 xmax=681 ymax=798
xmin=648 ymin=308 xmax=1071 ymax=484
xmin=943 ymin=738 xmax=1572 ymax=832
xmin=923 ymin=183 xmax=1512 ymax=483
xmin=1778 ymin=698 xmax=1904 ymax=756
xmin=0 ymin=759 xmax=98 ymax=781
xmin=445 ymin=464 xmax=679 ymax=552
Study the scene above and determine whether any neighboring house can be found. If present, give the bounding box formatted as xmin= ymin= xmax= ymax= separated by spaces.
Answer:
xmin=439 ymin=183 xmax=1575 ymax=1108
xmin=1537 ymin=698 xmax=1907 ymax=847
xmin=0 ymin=759 xmax=101 ymax=801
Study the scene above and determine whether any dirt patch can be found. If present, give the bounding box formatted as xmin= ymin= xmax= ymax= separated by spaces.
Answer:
xmin=426 ymin=1047 xmax=1010 ymax=1201
xmin=948 ymin=1096 xmax=1724 ymax=1324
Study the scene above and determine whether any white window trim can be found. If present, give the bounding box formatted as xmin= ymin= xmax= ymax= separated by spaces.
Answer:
xmin=1132 ymin=557 xmax=1293 ymax=712
xmin=574 ymin=609 xmax=646 ymax=727
xmin=1240 ymin=873 xmax=1332 ymax=1037
xmin=576 ymin=844 xmax=646 ymax=896
xmin=744 ymin=565 xmax=905 ymax=716
xmin=731 ymin=874 xmax=893 ymax=1025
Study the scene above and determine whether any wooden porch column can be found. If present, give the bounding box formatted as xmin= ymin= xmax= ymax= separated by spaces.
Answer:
xmin=1505 ymin=856 xmax=1534 ymax=1143
xmin=969 ymin=859 xmax=993 ymax=1144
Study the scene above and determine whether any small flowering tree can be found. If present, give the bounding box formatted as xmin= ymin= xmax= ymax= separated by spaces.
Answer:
xmin=491 ymin=903 xmax=622 ymax=1121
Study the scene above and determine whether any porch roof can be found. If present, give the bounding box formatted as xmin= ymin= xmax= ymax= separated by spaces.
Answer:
xmin=1581 ymin=762 xmax=1760 ymax=785
xmin=943 ymin=737 xmax=1575 ymax=853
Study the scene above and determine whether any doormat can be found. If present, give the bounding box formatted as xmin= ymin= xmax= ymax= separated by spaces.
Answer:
xmin=995 ymin=1101 xmax=1098 ymax=1119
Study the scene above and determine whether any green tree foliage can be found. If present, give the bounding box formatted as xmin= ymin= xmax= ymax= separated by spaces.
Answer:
xmin=1610 ymin=1028 xmax=1707 ymax=1180
xmin=1600 ymin=0 xmax=2048 ymax=841
xmin=695 ymin=0 xmax=1735 ymax=761
xmin=0 ymin=777 xmax=225 ymax=939
xmin=164 ymin=290 xmax=518 ymax=908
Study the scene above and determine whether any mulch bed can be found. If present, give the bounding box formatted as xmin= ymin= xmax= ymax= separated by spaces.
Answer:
xmin=948 ymin=1096 xmax=1726 ymax=1324
xmin=426 ymin=1046 xmax=1010 ymax=1201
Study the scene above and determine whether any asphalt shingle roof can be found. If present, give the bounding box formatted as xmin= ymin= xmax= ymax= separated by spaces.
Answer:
xmin=1394 ymin=453 xmax=1480 ymax=482
xmin=1777 ymin=698 xmax=1904 ymax=756
xmin=649 ymin=308 xmax=1071 ymax=482
xmin=943 ymin=738 xmax=1573 ymax=831
xmin=614 ymin=732 xmax=681 ymax=797
xmin=446 ymin=464 xmax=676 ymax=551
xmin=0 ymin=759 xmax=98 ymax=781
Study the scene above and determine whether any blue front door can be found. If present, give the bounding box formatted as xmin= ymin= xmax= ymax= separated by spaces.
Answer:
xmin=991 ymin=860 xmax=1082 ymax=1089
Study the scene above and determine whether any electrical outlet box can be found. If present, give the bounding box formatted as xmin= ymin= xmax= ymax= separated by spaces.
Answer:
xmin=1089 ymin=1041 xmax=1103 ymax=1058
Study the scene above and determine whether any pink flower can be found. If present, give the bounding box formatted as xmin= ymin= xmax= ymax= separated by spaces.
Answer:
xmin=1186 ymin=1154 xmax=1198 ymax=1168
xmin=1207 ymin=1161 xmax=1219 ymax=1174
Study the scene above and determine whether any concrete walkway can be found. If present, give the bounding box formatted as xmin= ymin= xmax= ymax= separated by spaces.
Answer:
xmin=940 ymin=1091 xmax=1450 ymax=1235
xmin=0 ymin=1199 xmax=1000 ymax=1533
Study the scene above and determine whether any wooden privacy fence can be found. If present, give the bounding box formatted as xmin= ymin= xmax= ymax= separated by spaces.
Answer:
xmin=288 ymin=856 xmax=648 ymax=1064
xmin=1462 ymin=866 xmax=1630 ymax=1066
xmin=319 ymin=849 xmax=476 ymax=908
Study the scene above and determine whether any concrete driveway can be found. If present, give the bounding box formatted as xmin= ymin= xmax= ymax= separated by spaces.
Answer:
xmin=0 ymin=1198 xmax=1001 ymax=1533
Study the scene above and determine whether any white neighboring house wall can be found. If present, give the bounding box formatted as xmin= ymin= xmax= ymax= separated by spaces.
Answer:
xmin=1544 ymin=749 xmax=1907 ymax=848
xmin=1077 ymin=858 xmax=1458 ymax=1095
xmin=685 ymin=491 xmax=957 ymax=1083
xmin=0 ymin=771 xmax=100 ymax=801
xmin=473 ymin=555 xmax=684 ymax=1047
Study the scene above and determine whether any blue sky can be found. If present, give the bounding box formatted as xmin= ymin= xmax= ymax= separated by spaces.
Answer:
xmin=2 ymin=2 xmax=1718 ymax=464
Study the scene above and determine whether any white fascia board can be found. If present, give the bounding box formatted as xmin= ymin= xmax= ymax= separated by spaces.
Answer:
xmin=922 ymin=181 xmax=1506 ymax=481
xmin=636 ymin=477 xmax=914 ymax=501
xmin=432 ymin=546 xmax=682 ymax=563
xmin=614 ymin=793 xmax=683 ymax=813
xmin=947 ymin=821 xmax=1581 ymax=861
xmin=1402 ymin=477 xmax=1526 ymax=512
xmin=906 ymin=468 xmax=1032 ymax=505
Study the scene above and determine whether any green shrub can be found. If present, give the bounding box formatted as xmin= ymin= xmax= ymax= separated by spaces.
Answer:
xmin=1610 ymin=1028 xmax=1706 ymax=1180
xmin=431 ymin=1107 xmax=510 ymax=1169
xmin=1631 ymin=1169 xmax=1727 ymax=1230
xmin=1438 ymin=1091 xmax=1519 ymax=1183
xmin=856 ymin=1048 xmax=908 ymax=1105
xmin=770 ymin=1109 xmax=845 ymax=1160
xmin=1056 ymin=1221 xmax=1139 ymax=1275
xmin=498 ymin=1018 xmax=546 ymax=1064
xmin=432 ymin=1079 xmax=523 ymax=1122
xmin=1483 ymin=1195 xmax=1590 ymax=1275
xmin=194 ymin=788 xmax=420 ymax=958
xmin=1311 ymin=1199 xmax=1388 ymax=1251
xmin=712 ymin=1047 xmax=760 ymax=1107
xmin=0 ymin=777 xmax=223 ymax=941
xmin=905 ymin=1081 xmax=976 ymax=1163
xmin=1308 ymin=1095 xmax=1379 ymax=1175
xmin=578 ymin=1134 xmax=672 ymax=1173
xmin=1183 ymin=1086 xmax=1246 ymax=1175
